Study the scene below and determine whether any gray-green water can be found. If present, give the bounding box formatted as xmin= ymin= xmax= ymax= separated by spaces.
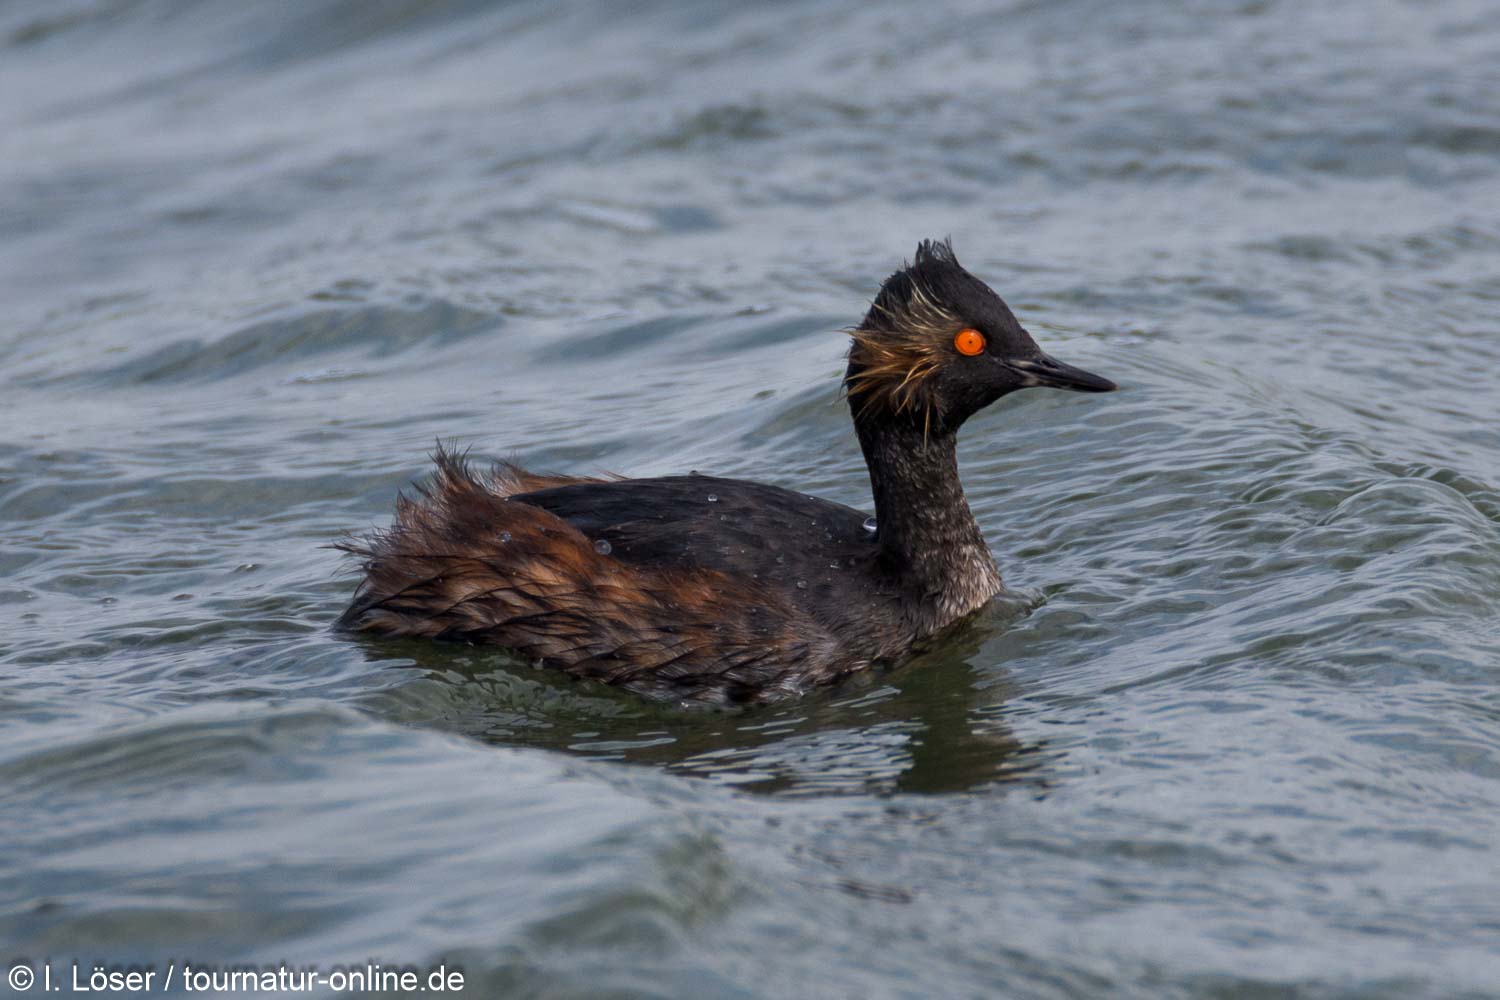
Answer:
xmin=4 ymin=1 xmax=1500 ymax=996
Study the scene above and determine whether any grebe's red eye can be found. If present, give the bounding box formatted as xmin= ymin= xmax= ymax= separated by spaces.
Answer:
xmin=954 ymin=328 xmax=986 ymax=356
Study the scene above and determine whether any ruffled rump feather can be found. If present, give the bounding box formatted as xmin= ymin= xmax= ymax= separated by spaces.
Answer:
xmin=336 ymin=448 xmax=850 ymax=704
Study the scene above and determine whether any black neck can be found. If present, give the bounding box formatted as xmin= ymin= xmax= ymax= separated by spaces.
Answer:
xmin=854 ymin=414 xmax=1003 ymax=631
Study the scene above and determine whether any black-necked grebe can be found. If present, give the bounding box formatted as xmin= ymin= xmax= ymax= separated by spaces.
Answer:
xmin=338 ymin=240 xmax=1116 ymax=703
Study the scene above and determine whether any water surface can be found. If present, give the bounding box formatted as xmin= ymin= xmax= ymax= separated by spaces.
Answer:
xmin=4 ymin=1 xmax=1500 ymax=996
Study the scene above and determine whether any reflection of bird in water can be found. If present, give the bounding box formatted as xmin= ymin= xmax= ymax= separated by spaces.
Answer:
xmin=372 ymin=602 xmax=1056 ymax=798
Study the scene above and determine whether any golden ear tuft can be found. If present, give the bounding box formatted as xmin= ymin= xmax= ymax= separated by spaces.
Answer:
xmin=954 ymin=328 xmax=986 ymax=356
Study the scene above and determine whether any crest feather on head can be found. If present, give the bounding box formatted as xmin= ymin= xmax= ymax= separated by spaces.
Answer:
xmin=844 ymin=239 xmax=966 ymax=428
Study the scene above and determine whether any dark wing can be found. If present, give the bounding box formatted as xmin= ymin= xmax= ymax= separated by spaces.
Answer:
xmin=510 ymin=475 xmax=878 ymax=584
xmin=509 ymin=475 xmax=906 ymax=650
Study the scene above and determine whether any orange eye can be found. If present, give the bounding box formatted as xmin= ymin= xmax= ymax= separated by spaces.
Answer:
xmin=954 ymin=328 xmax=986 ymax=356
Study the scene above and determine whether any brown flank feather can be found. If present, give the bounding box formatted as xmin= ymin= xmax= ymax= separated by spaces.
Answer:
xmin=336 ymin=448 xmax=849 ymax=703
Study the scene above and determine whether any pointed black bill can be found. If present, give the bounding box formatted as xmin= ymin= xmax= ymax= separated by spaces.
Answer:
xmin=1010 ymin=353 xmax=1118 ymax=393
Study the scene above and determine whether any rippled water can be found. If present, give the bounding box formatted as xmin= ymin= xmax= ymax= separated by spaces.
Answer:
xmin=5 ymin=0 xmax=1500 ymax=996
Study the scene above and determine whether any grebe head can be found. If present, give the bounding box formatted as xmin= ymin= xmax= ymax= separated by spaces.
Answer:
xmin=845 ymin=239 xmax=1116 ymax=435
